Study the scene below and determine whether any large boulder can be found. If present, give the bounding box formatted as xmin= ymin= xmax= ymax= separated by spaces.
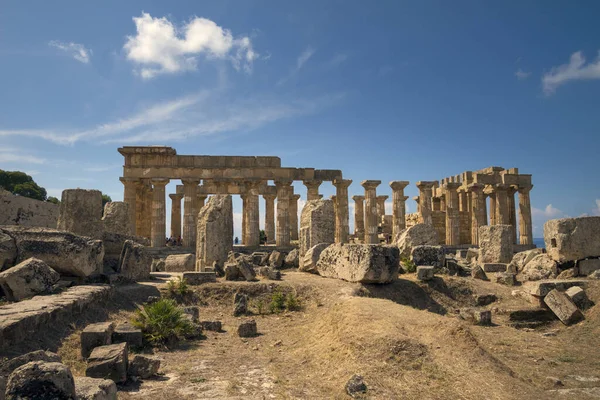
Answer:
xmin=5 ymin=361 xmax=76 ymax=400
xmin=544 ymin=216 xmax=600 ymax=263
xmin=268 ymin=251 xmax=285 ymax=269
xmin=410 ymin=245 xmax=444 ymax=270
xmin=544 ymin=289 xmax=584 ymax=325
xmin=101 ymin=232 xmax=148 ymax=273
xmin=299 ymin=243 xmax=330 ymax=274
xmin=117 ymin=240 xmax=151 ymax=281
xmin=299 ymin=200 xmax=335 ymax=267
xmin=395 ymin=224 xmax=439 ymax=258
xmin=128 ymin=355 xmax=160 ymax=379
xmin=518 ymin=254 xmax=558 ymax=282
xmin=101 ymin=202 xmax=132 ymax=236
xmin=508 ymin=248 xmax=544 ymax=273
xmin=284 ymin=249 xmax=299 ymax=268
xmin=478 ymin=225 xmax=513 ymax=264
xmin=74 ymin=376 xmax=117 ymax=400
xmin=0 ymin=226 xmax=104 ymax=278
xmin=196 ymin=195 xmax=233 ymax=271
xmin=164 ymin=254 xmax=195 ymax=272
xmin=85 ymin=343 xmax=128 ymax=384
xmin=0 ymin=232 xmax=17 ymax=271
xmin=0 ymin=351 xmax=62 ymax=397
xmin=57 ymin=189 xmax=104 ymax=239
xmin=0 ymin=258 xmax=60 ymax=301
xmin=316 ymin=244 xmax=399 ymax=283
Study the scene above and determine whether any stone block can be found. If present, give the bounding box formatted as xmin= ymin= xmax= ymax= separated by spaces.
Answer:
xmin=128 ymin=355 xmax=160 ymax=379
xmin=182 ymin=271 xmax=217 ymax=285
xmin=509 ymin=248 xmax=544 ymax=273
xmin=481 ymin=263 xmax=508 ymax=273
xmin=200 ymin=320 xmax=222 ymax=332
xmin=269 ymin=251 xmax=285 ymax=269
xmin=508 ymin=308 xmax=555 ymax=322
xmin=495 ymin=272 xmax=517 ymax=286
xmin=233 ymin=292 xmax=248 ymax=317
xmin=416 ymin=266 xmax=434 ymax=281
xmin=235 ymin=259 xmax=257 ymax=281
xmin=524 ymin=279 xmax=586 ymax=297
xmin=459 ymin=308 xmax=492 ymax=325
xmin=543 ymin=289 xmax=584 ymax=325
xmin=300 ymin=243 xmax=330 ymax=274
xmin=565 ymin=286 xmax=591 ymax=310
xmin=518 ymin=254 xmax=558 ymax=282
xmin=164 ymin=254 xmax=195 ymax=272
xmin=299 ymin=199 xmax=335 ymax=264
xmin=544 ymin=216 xmax=600 ymax=263
xmin=474 ymin=294 xmax=497 ymax=306
xmin=0 ymin=231 xmax=16 ymax=271
xmin=578 ymin=258 xmax=600 ymax=276
xmin=57 ymin=189 xmax=104 ymax=239
xmin=81 ymin=322 xmax=115 ymax=358
xmin=237 ymin=320 xmax=257 ymax=337
xmin=284 ymin=249 xmax=299 ymax=268
xmin=86 ymin=343 xmax=128 ymax=384
xmin=0 ymin=258 xmax=60 ymax=301
xmin=183 ymin=306 xmax=200 ymax=323
xmin=395 ymin=223 xmax=440 ymax=258
xmin=411 ymin=245 xmax=444 ymax=269
xmin=196 ymin=195 xmax=233 ymax=271
xmin=471 ymin=265 xmax=488 ymax=281
xmin=74 ymin=376 xmax=118 ymax=400
xmin=478 ymin=225 xmax=513 ymax=264
xmin=5 ymin=361 xmax=76 ymax=399
xmin=0 ymin=351 xmax=62 ymax=397
xmin=117 ymin=240 xmax=151 ymax=281
xmin=316 ymin=244 xmax=400 ymax=284
xmin=224 ymin=263 xmax=240 ymax=280
xmin=102 ymin=201 xmax=132 ymax=236
xmin=256 ymin=266 xmax=281 ymax=280
xmin=111 ymin=322 xmax=143 ymax=348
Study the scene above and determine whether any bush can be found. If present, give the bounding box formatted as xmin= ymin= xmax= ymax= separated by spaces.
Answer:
xmin=165 ymin=277 xmax=191 ymax=303
xmin=269 ymin=290 xmax=286 ymax=313
xmin=131 ymin=298 xmax=195 ymax=346
xmin=285 ymin=292 xmax=301 ymax=311
xmin=401 ymin=256 xmax=417 ymax=273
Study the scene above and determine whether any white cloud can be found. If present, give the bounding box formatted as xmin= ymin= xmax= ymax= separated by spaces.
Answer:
xmin=593 ymin=199 xmax=600 ymax=216
xmin=48 ymin=40 xmax=92 ymax=63
xmin=326 ymin=53 xmax=348 ymax=68
xmin=123 ymin=12 xmax=257 ymax=78
xmin=542 ymin=51 xmax=600 ymax=94
xmin=532 ymin=204 xmax=563 ymax=218
xmin=515 ymin=68 xmax=531 ymax=80
xmin=277 ymin=46 xmax=315 ymax=85
xmin=0 ymin=152 xmax=45 ymax=165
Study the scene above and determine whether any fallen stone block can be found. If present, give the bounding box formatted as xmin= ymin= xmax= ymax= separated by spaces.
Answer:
xmin=182 ymin=271 xmax=217 ymax=285
xmin=478 ymin=225 xmax=513 ymax=264
xmin=102 ymin=201 xmax=132 ymax=236
xmin=0 ymin=257 xmax=60 ymax=301
xmin=200 ymin=320 xmax=222 ymax=332
xmin=471 ymin=265 xmax=488 ymax=281
xmin=86 ymin=343 xmax=128 ymax=384
xmin=0 ymin=351 xmax=62 ymax=397
xmin=257 ymin=266 xmax=281 ymax=280
xmin=411 ymin=245 xmax=444 ymax=270
xmin=269 ymin=251 xmax=285 ymax=269
xmin=544 ymin=289 xmax=584 ymax=325
xmin=112 ymin=322 xmax=143 ymax=348
xmin=128 ymin=354 xmax=160 ymax=379
xmin=164 ymin=254 xmax=195 ymax=272
xmin=300 ymin=243 xmax=330 ymax=274
xmin=508 ymin=308 xmax=556 ymax=323
xmin=235 ymin=259 xmax=257 ymax=281
xmin=233 ymin=292 xmax=248 ymax=317
xmin=395 ymin=223 xmax=439 ymax=258
xmin=196 ymin=195 xmax=233 ymax=271
xmin=565 ymin=286 xmax=591 ymax=310
xmin=544 ymin=216 xmax=600 ymax=263
xmin=474 ymin=294 xmax=497 ymax=306
xmin=74 ymin=376 xmax=118 ymax=400
xmin=0 ymin=231 xmax=17 ymax=271
xmin=556 ymin=267 xmax=578 ymax=279
xmin=117 ymin=240 xmax=151 ymax=281
xmin=316 ymin=244 xmax=399 ymax=284
xmin=459 ymin=308 xmax=492 ymax=325
xmin=482 ymin=263 xmax=508 ymax=273
xmin=508 ymin=248 xmax=544 ymax=273
xmin=416 ymin=266 xmax=434 ymax=281
xmin=5 ymin=361 xmax=76 ymax=399
xmin=519 ymin=254 xmax=558 ymax=282
xmin=496 ymin=272 xmax=517 ymax=286
xmin=284 ymin=249 xmax=299 ymax=268
xmin=81 ymin=322 xmax=115 ymax=358
xmin=524 ymin=279 xmax=586 ymax=297
xmin=237 ymin=320 xmax=257 ymax=337
xmin=299 ymin=199 xmax=335 ymax=265
xmin=577 ymin=258 xmax=600 ymax=276
xmin=57 ymin=189 xmax=104 ymax=239
xmin=224 ymin=263 xmax=240 ymax=280
xmin=102 ymin=232 xmax=148 ymax=274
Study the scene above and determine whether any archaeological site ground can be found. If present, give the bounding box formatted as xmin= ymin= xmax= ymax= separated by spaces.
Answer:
xmin=1 ymin=146 xmax=600 ymax=399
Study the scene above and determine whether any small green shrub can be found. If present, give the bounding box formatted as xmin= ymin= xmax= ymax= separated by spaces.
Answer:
xmin=131 ymin=298 xmax=195 ymax=346
xmin=285 ymin=292 xmax=301 ymax=311
xmin=269 ymin=290 xmax=286 ymax=313
xmin=165 ymin=277 xmax=192 ymax=303
xmin=401 ymin=256 xmax=417 ymax=273
xmin=254 ymin=299 xmax=265 ymax=315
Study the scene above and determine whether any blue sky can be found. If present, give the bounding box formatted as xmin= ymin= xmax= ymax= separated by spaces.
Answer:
xmin=1 ymin=0 xmax=600 ymax=239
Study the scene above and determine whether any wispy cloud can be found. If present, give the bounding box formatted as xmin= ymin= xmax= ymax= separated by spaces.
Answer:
xmin=48 ymin=40 xmax=92 ymax=64
xmin=0 ymin=151 xmax=45 ymax=165
xmin=542 ymin=51 xmax=600 ymax=94
xmin=124 ymin=12 xmax=257 ymax=79
xmin=326 ymin=53 xmax=348 ymax=68
xmin=277 ymin=46 xmax=315 ymax=86
xmin=532 ymin=204 xmax=563 ymax=218
xmin=515 ymin=68 xmax=531 ymax=80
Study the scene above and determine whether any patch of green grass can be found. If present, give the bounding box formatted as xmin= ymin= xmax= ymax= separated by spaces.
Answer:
xmin=269 ymin=290 xmax=286 ymax=313
xmin=190 ymin=377 xmax=206 ymax=384
xmin=556 ymin=355 xmax=577 ymax=363
xmin=285 ymin=292 xmax=301 ymax=311
xmin=165 ymin=277 xmax=192 ymax=303
xmin=131 ymin=298 xmax=195 ymax=347
xmin=401 ymin=256 xmax=417 ymax=273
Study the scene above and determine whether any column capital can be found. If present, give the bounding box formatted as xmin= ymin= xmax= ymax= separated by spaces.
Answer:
xmin=181 ymin=179 xmax=200 ymax=186
xmin=119 ymin=177 xmax=138 ymax=185
xmin=402 ymin=195 xmax=409 ymax=201
xmin=518 ymin=184 xmax=533 ymax=194
xmin=169 ymin=193 xmax=183 ymax=201
xmin=443 ymin=182 xmax=462 ymax=191
xmin=494 ymin=183 xmax=510 ymax=192
xmin=292 ymin=194 xmax=301 ymax=201
xmin=412 ymin=196 xmax=419 ymax=202
xmin=361 ymin=180 xmax=381 ymax=189
xmin=263 ymin=194 xmax=276 ymax=201
xmin=333 ymin=179 xmax=353 ymax=189
xmin=303 ymin=179 xmax=322 ymax=188
xmin=150 ymin=178 xmax=170 ymax=187
xmin=507 ymin=185 xmax=518 ymax=195
xmin=389 ymin=181 xmax=409 ymax=191
xmin=274 ymin=179 xmax=293 ymax=187
xmin=416 ymin=181 xmax=436 ymax=190
xmin=467 ymin=183 xmax=485 ymax=193
xmin=376 ymin=195 xmax=389 ymax=201
xmin=352 ymin=195 xmax=365 ymax=202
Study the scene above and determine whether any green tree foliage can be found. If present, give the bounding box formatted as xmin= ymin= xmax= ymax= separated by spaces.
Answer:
xmin=0 ymin=170 xmax=47 ymax=201
xmin=259 ymin=229 xmax=267 ymax=244
xmin=101 ymin=194 xmax=112 ymax=208
xmin=47 ymin=196 xmax=60 ymax=205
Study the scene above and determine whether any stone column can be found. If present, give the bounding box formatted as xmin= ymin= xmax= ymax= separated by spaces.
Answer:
xmin=263 ymin=194 xmax=276 ymax=244
xmin=244 ymin=181 xmax=261 ymax=247
xmin=376 ymin=195 xmax=388 ymax=221
xmin=390 ymin=181 xmax=409 ymax=239
xmin=468 ymin=183 xmax=486 ymax=245
xmin=413 ymin=196 xmax=420 ymax=214
xmin=458 ymin=189 xmax=468 ymax=212
xmin=150 ymin=179 xmax=169 ymax=247
xmin=241 ymin=194 xmax=248 ymax=244
xmin=134 ymin=181 xmax=147 ymax=237
xmin=119 ymin=177 xmax=138 ymax=235
xmin=275 ymin=180 xmax=293 ymax=246
xmin=440 ymin=194 xmax=446 ymax=211
xmin=508 ymin=186 xmax=518 ymax=244
xmin=330 ymin=195 xmax=337 ymax=237
xmin=361 ymin=180 xmax=381 ymax=244
xmin=143 ymin=182 xmax=153 ymax=239
xmin=416 ymin=181 xmax=435 ymax=225
xmin=303 ymin=180 xmax=322 ymax=201
xmin=169 ymin=193 xmax=183 ymax=239
xmin=182 ymin=179 xmax=200 ymax=247
xmin=487 ymin=188 xmax=497 ymax=225
xmin=334 ymin=179 xmax=352 ymax=243
xmin=352 ymin=195 xmax=365 ymax=241
xmin=289 ymin=194 xmax=301 ymax=241
xmin=197 ymin=194 xmax=207 ymax=212
xmin=518 ymin=185 xmax=534 ymax=245
xmin=495 ymin=184 xmax=510 ymax=225
xmin=444 ymin=183 xmax=461 ymax=245
xmin=432 ymin=197 xmax=441 ymax=211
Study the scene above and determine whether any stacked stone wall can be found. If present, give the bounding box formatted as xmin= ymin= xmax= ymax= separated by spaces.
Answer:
xmin=0 ymin=189 xmax=58 ymax=228
xmin=459 ymin=211 xmax=471 ymax=245
xmin=431 ymin=211 xmax=446 ymax=245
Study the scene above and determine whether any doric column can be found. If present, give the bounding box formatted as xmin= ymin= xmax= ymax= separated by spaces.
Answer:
xmin=182 ymin=179 xmax=200 ymax=247
xmin=468 ymin=183 xmax=486 ymax=245
xmin=241 ymin=194 xmax=248 ymax=244
xmin=334 ymin=179 xmax=352 ymax=243
xmin=390 ymin=181 xmax=409 ymax=238
xmin=495 ymin=184 xmax=510 ymax=225
xmin=143 ymin=182 xmax=153 ymax=239
xmin=275 ymin=180 xmax=293 ymax=246
xmin=486 ymin=187 xmax=497 ymax=225
xmin=244 ymin=181 xmax=261 ymax=247
xmin=303 ymin=180 xmax=322 ymax=201
xmin=361 ymin=180 xmax=381 ymax=244
xmin=376 ymin=195 xmax=388 ymax=221
xmin=458 ymin=189 xmax=468 ymax=212
xmin=330 ymin=195 xmax=337 ymax=237
xmin=413 ymin=196 xmax=420 ymax=214
xmin=134 ymin=181 xmax=148 ymax=237
xmin=150 ymin=179 xmax=169 ymax=247
xmin=119 ymin=177 xmax=138 ymax=235
xmin=507 ymin=186 xmax=518 ymax=244
xmin=416 ymin=181 xmax=436 ymax=225
xmin=263 ymin=194 xmax=276 ymax=244
xmin=518 ymin=185 xmax=534 ymax=245
xmin=169 ymin=193 xmax=183 ymax=239
xmin=440 ymin=194 xmax=446 ymax=211
xmin=444 ymin=183 xmax=461 ymax=245
xmin=432 ymin=197 xmax=441 ymax=211
xmin=352 ymin=195 xmax=365 ymax=241
xmin=197 ymin=194 xmax=207 ymax=212
xmin=289 ymin=194 xmax=301 ymax=241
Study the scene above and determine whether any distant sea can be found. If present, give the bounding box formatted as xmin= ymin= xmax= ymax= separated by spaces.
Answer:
xmin=533 ymin=238 xmax=545 ymax=249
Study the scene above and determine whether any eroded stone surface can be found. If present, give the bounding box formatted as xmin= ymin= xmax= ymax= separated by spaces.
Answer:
xmin=81 ymin=322 xmax=115 ymax=359
xmin=544 ymin=217 xmax=600 ymax=263
xmin=5 ymin=361 xmax=75 ymax=400
xmin=0 ymin=258 xmax=60 ymax=301
xmin=74 ymin=376 xmax=117 ymax=400
xmin=196 ymin=195 xmax=233 ymax=272
xmin=164 ymin=254 xmax=195 ymax=272
xmin=544 ymin=289 xmax=584 ymax=325
xmin=57 ymin=189 xmax=104 ymax=239
xmin=102 ymin=202 xmax=132 ymax=236
xmin=519 ymin=254 xmax=558 ymax=282
xmin=478 ymin=225 xmax=513 ymax=264
xmin=117 ymin=240 xmax=151 ymax=281
xmin=300 ymin=243 xmax=330 ymax=274
xmin=237 ymin=320 xmax=257 ymax=337
xmin=0 ymin=232 xmax=17 ymax=272
xmin=299 ymin=199 xmax=334 ymax=268
xmin=86 ymin=343 xmax=128 ymax=384
xmin=411 ymin=245 xmax=444 ymax=270
xmin=128 ymin=355 xmax=160 ymax=379
xmin=395 ymin=223 xmax=439 ymax=258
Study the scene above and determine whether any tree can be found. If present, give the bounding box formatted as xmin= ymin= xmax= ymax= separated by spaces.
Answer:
xmin=259 ymin=230 xmax=267 ymax=244
xmin=12 ymin=181 xmax=47 ymax=201
xmin=0 ymin=170 xmax=34 ymax=192
xmin=47 ymin=196 xmax=60 ymax=205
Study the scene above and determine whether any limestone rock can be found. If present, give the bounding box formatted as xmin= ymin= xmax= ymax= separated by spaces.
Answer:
xmin=57 ymin=189 xmax=104 ymax=239
xmin=519 ymin=254 xmax=558 ymax=282
xmin=474 ymin=294 xmax=497 ymax=306
xmin=0 ymin=188 xmax=59 ymax=229
xmin=117 ymin=240 xmax=151 ymax=281
xmin=101 ymin=202 xmax=132 ymax=236
xmin=524 ymin=279 xmax=586 ymax=297
xmin=182 ymin=271 xmax=217 ymax=285
xmin=299 ymin=199 xmax=335 ymax=265
xmin=233 ymin=292 xmax=248 ymax=317
xmin=5 ymin=361 xmax=76 ymax=400
xmin=269 ymin=251 xmax=285 ymax=269
xmin=465 ymin=248 xmax=479 ymax=264
xmin=200 ymin=320 xmax=222 ymax=332
xmin=478 ymin=225 xmax=513 ymax=264
xmin=183 ymin=306 xmax=200 ymax=323
xmin=578 ymin=258 xmax=600 ymax=276
xmin=495 ymin=272 xmax=517 ymax=286
xmin=257 ymin=266 xmax=281 ymax=280
xmin=482 ymin=263 xmax=508 ymax=273
xmin=345 ymin=374 xmax=367 ymax=398
xmin=395 ymin=223 xmax=439 ymax=258
xmin=111 ymin=322 xmax=143 ymax=348
xmin=300 ymin=243 xmax=330 ymax=274
xmin=74 ymin=376 xmax=117 ymax=400
xmin=544 ymin=289 xmax=584 ymax=325
xmin=544 ymin=216 xmax=600 ymax=263
xmin=0 ymin=351 xmax=62 ymax=397
xmin=316 ymin=244 xmax=399 ymax=284
xmin=556 ymin=267 xmax=578 ymax=279
xmin=164 ymin=254 xmax=195 ymax=272
xmin=416 ymin=266 xmax=434 ymax=281
xmin=224 ymin=263 xmax=240 ymax=280
xmin=508 ymin=248 xmax=544 ymax=273
xmin=411 ymin=245 xmax=444 ymax=270
xmin=86 ymin=343 xmax=128 ymax=384
xmin=0 ymin=258 xmax=60 ymax=301
xmin=459 ymin=308 xmax=492 ymax=325
xmin=237 ymin=320 xmax=257 ymax=337
xmin=101 ymin=232 xmax=148 ymax=273
xmin=284 ymin=249 xmax=299 ymax=268
xmin=128 ymin=355 xmax=160 ymax=379
xmin=150 ymin=258 xmax=165 ymax=272
xmin=0 ymin=232 xmax=16 ymax=272
xmin=235 ymin=258 xmax=257 ymax=281
xmin=471 ymin=265 xmax=488 ymax=281
xmin=565 ymin=286 xmax=591 ymax=310
xmin=0 ymin=226 xmax=104 ymax=278
xmin=196 ymin=195 xmax=233 ymax=271
xmin=81 ymin=322 xmax=115 ymax=359
xmin=250 ymin=252 xmax=268 ymax=266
